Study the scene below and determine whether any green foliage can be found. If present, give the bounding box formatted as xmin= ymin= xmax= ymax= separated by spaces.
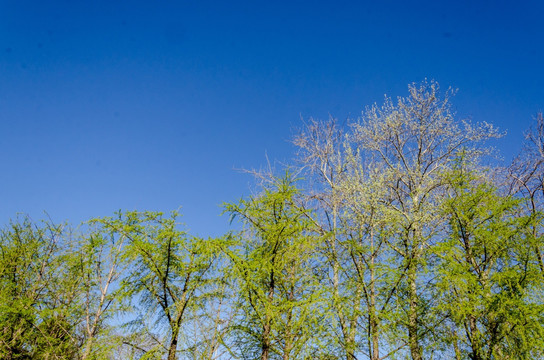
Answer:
xmin=92 ymin=210 xmax=224 ymax=360
xmin=224 ymin=173 xmax=327 ymax=360
xmin=0 ymin=81 xmax=543 ymax=360
xmin=435 ymin=163 xmax=544 ymax=359
xmin=76 ymin=217 xmax=132 ymax=359
xmin=0 ymin=216 xmax=81 ymax=359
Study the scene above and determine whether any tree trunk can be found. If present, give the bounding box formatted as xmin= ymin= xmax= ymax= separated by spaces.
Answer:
xmin=282 ymin=335 xmax=292 ymax=360
xmin=261 ymin=320 xmax=271 ymax=360
xmin=369 ymin=231 xmax=380 ymax=360
xmin=282 ymin=298 xmax=294 ymax=360
xmin=370 ymin=275 xmax=379 ymax=360
xmin=262 ymin=266 xmax=275 ymax=360
xmin=452 ymin=330 xmax=462 ymax=360
xmin=468 ymin=315 xmax=482 ymax=360
xmin=168 ymin=325 xmax=180 ymax=360
xmin=408 ymin=263 xmax=422 ymax=360
xmin=81 ymin=338 xmax=93 ymax=360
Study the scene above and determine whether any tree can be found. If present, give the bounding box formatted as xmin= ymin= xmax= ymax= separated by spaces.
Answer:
xmin=510 ymin=112 xmax=544 ymax=276
xmin=294 ymin=118 xmax=360 ymax=359
xmin=294 ymin=118 xmax=406 ymax=359
xmin=0 ymin=216 xmax=81 ymax=359
xmin=224 ymin=173 xmax=325 ymax=360
xmin=348 ymin=80 xmax=501 ymax=360
xmin=295 ymin=80 xmax=501 ymax=359
xmin=436 ymin=161 xmax=544 ymax=359
xmin=335 ymin=148 xmax=409 ymax=360
xmin=94 ymin=210 xmax=222 ymax=360
xmin=76 ymin=218 xmax=130 ymax=359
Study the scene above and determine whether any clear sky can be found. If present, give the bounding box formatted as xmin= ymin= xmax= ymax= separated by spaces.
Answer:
xmin=1 ymin=0 xmax=543 ymax=236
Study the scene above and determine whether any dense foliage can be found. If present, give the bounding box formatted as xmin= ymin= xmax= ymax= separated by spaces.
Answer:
xmin=1 ymin=81 xmax=543 ymax=359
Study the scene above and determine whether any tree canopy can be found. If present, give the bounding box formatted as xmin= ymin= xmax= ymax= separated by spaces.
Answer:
xmin=1 ymin=81 xmax=543 ymax=360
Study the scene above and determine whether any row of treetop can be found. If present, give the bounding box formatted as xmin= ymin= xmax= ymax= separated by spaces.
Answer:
xmin=2 ymin=80 xmax=543 ymax=360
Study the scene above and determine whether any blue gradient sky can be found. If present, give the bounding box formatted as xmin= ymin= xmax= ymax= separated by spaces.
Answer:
xmin=1 ymin=1 xmax=543 ymax=236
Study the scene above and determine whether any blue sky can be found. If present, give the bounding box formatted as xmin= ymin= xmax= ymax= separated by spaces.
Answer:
xmin=0 ymin=1 xmax=543 ymax=236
